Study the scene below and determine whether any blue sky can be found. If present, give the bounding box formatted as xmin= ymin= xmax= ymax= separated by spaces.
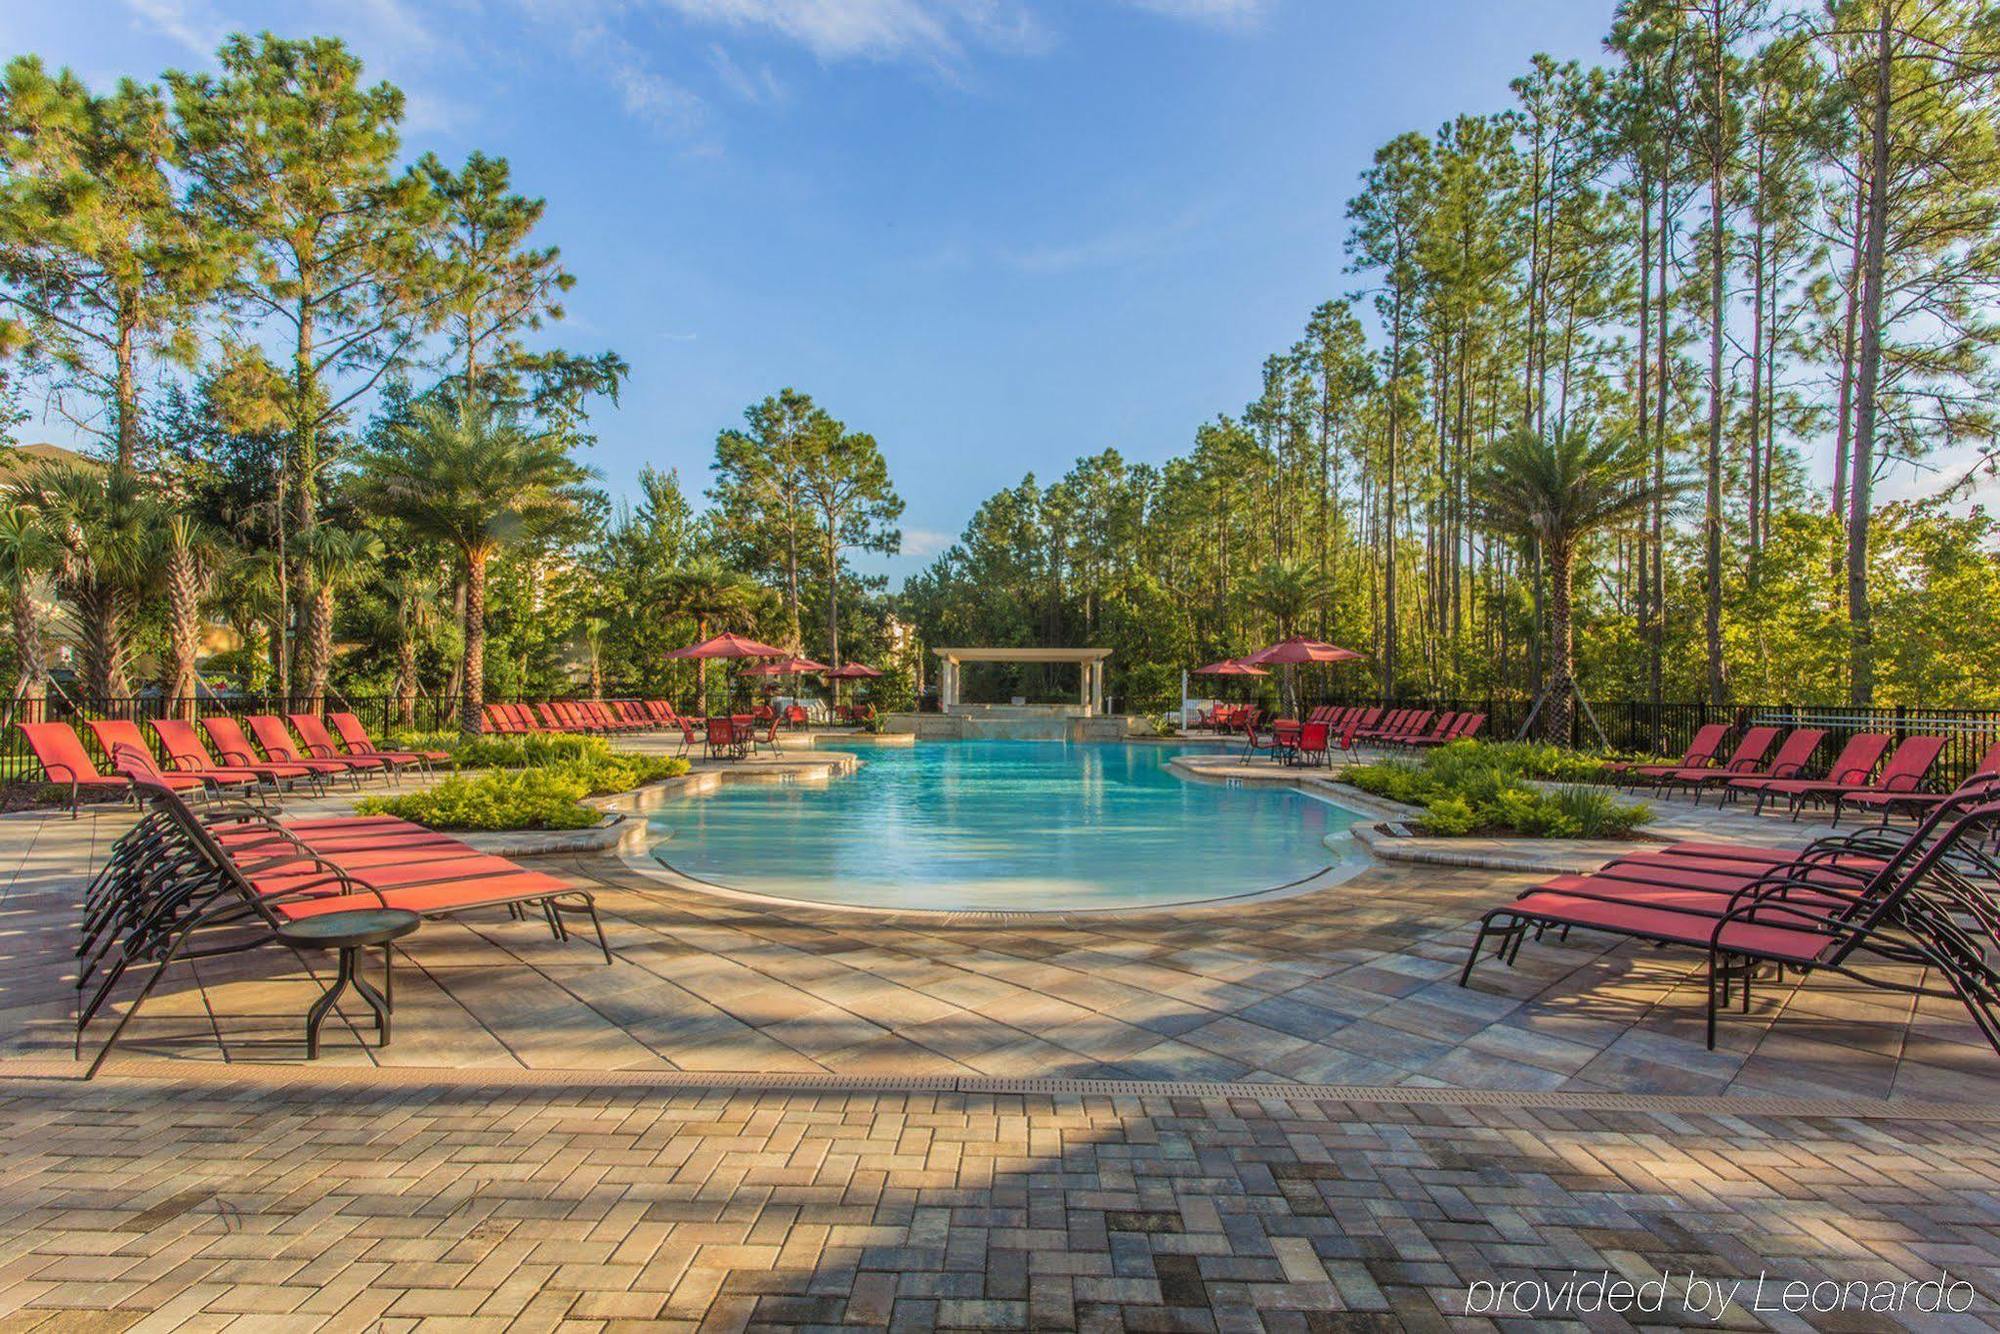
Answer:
xmin=6 ymin=1 xmax=1614 ymax=581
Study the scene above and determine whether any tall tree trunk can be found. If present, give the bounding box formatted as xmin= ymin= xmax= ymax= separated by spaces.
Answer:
xmin=460 ymin=549 xmax=488 ymax=735
xmin=1544 ymin=542 xmax=1574 ymax=744
xmin=114 ymin=295 xmax=138 ymax=474
xmin=1832 ymin=154 xmax=1866 ymax=526
xmin=1846 ymin=0 xmax=1894 ymax=707
xmin=165 ymin=550 xmax=202 ymax=722
xmin=393 ymin=619 xmax=418 ymax=729
xmin=824 ymin=520 xmax=840 ymax=669
xmin=1703 ymin=12 xmax=1727 ymax=708
xmin=10 ymin=577 xmax=47 ymax=721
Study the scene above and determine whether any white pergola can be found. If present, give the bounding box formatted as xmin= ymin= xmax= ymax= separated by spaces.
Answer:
xmin=933 ymin=647 xmax=1113 ymax=715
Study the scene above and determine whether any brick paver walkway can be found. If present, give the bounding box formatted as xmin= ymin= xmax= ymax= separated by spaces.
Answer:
xmin=0 ymin=1075 xmax=1994 ymax=1331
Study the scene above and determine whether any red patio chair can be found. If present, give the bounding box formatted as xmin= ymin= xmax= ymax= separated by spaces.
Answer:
xmin=1729 ymin=731 xmax=1891 ymax=818
xmin=1645 ymin=725 xmax=1783 ymax=803
xmin=1823 ymin=734 xmax=1948 ymax=825
xmin=329 ymin=712 xmax=447 ymax=772
xmin=705 ymin=717 xmax=742 ymax=761
xmin=19 ymin=722 xmax=134 ymax=815
xmin=87 ymin=718 xmax=261 ymax=803
xmin=244 ymin=716 xmax=377 ymax=785
xmin=1607 ymin=722 xmax=1729 ymax=788
xmin=288 ymin=714 xmax=397 ymax=780
xmin=1294 ymin=721 xmax=1331 ymax=768
xmin=153 ymin=718 xmax=321 ymax=793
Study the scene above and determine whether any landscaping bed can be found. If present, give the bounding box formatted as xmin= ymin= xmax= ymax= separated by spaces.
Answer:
xmin=360 ymin=733 xmax=689 ymax=830
xmin=1342 ymin=740 xmax=1650 ymax=838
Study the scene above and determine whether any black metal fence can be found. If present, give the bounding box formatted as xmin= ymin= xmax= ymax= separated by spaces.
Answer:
xmin=1297 ymin=691 xmax=2000 ymax=786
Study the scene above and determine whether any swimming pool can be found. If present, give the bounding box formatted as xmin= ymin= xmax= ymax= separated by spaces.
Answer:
xmin=646 ymin=740 xmax=1363 ymax=912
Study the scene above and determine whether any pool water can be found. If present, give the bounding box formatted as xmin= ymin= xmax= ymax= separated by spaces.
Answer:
xmin=647 ymin=740 xmax=1362 ymax=912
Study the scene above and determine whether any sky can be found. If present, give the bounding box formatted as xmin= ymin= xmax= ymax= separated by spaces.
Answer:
xmin=5 ymin=0 xmax=1620 ymax=581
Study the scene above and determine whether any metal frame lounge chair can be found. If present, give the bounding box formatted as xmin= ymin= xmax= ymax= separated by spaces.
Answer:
xmin=1606 ymin=722 xmax=1730 ymax=788
xmin=20 ymin=721 xmax=138 ymax=815
xmin=289 ymin=713 xmax=406 ymax=784
xmin=73 ymin=784 xmax=614 ymax=1077
xmin=329 ymin=712 xmax=450 ymax=772
xmin=85 ymin=719 xmax=264 ymax=805
xmin=1462 ymin=783 xmax=2000 ymax=1051
xmin=153 ymin=719 xmax=321 ymax=794
xmin=1728 ymin=731 xmax=1891 ymax=818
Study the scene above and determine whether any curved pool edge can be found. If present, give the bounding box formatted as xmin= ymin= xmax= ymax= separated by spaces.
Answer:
xmin=623 ymin=739 xmax=1378 ymax=918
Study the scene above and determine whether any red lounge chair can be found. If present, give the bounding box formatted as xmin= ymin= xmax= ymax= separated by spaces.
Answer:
xmin=203 ymin=716 xmax=345 ymax=786
xmin=1645 ymin=725 xmax=1782 ymax=803
xmin=1730 ymin=731 xmax=1891 ymax=818
xmin=483 ymin=703 xmax=522 ymax=734
xmin=328 ymin=712 xmax=447 ymax=772
xmin=1462 ymin=788 xmax=2000 ymax=1050
xmin=1823 ymin=734 xmax=1948 ymax=825
xmin=19 ymin=722 xmax=134 ymax=814
xmin=153 ymin=718 xmax=321 ymax=792
xmin=228 ymin=717 xmax=367 ymax=786
xmin=1610 ymin=722 xmax=1730 ymax=786
xmin=1409 ymin=712 xmax=1485 ymax=748
xmin=1841 ymin=739 xmax=2000 ymax=824
xmin=86 ymin=718 xmax=261 ymax=802
xmin=288 ymin=714 xmax=395 ymax=779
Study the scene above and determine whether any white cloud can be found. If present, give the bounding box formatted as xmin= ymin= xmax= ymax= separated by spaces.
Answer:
xmin=707 ymin=43 xmax=787 ymax=104
xmin=1005 ymin=202 xmax=1220 ymax=274
xmin=1118 ymin=0 xmax=1267 ymax=24
xmin=644 ymin=0 xmax=1048 ymax=66
xmin=569 ymin=20 xmax=711 ymax=143
xmin=120 ymin=0 xmax=230 ymax=60
xmin=899 ymin=526 xmax=955 ymax=558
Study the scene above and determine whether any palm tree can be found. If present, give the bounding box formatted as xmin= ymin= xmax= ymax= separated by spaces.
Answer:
xmin=1469 ymin=424 xmax=1676 ymax=742
xmin=296 ymin=525 xmax=384 ymax=708
xmin=163 ymin=514 xmax=228 ymax=719
xmin=1247 ymin=556 xmax=1330 ymax=716
xmin=581 ymin=615 xmax=608 ymax=700
xmin=661 ymin=555 xmax=766 ymax=714
xmin=12 ymin=461 xmax=159 ymax=699
xmin=0 ymin=503 xmax=56 ymax=719
xmin=354 ymin=395 xmax=594 ymax=733
xmin=381 ymin=566 xmax=445 ymax=728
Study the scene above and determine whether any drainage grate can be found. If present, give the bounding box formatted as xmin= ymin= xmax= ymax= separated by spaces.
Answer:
xmin=6 ymin=1060 xmax=1995 ymax=1122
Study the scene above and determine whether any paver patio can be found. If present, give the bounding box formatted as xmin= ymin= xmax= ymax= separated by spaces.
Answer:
xmin=4 ymin=750 xmax=1999 ymax=1329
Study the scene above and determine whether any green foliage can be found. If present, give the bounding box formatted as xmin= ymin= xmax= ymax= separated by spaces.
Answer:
xmin=1343 ymin=741 xmax=1650 ymax=839
xmin=356 ymin=750 xmax=688 ymax=830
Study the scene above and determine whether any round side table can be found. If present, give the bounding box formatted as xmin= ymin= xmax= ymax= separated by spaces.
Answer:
xmin=276 ymin=908 xmax=421 ymax=1059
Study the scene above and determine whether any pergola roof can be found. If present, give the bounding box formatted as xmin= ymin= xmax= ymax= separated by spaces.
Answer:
xmin=931 ymin=647 xmax=1113 ymax=662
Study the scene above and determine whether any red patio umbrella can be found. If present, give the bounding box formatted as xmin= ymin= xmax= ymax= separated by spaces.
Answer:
xmin=665 ymin=631 xmax=788 ymax=660
xmin=827 ymin=661 xmax=883 ymax=712
xmin=1242 ymin=637 xmax=1364 ymax=717
xmin=1193 ymin=657 xmax=1269 ymax=676
xmin=666 ymin=632 xmax=788 ymax=714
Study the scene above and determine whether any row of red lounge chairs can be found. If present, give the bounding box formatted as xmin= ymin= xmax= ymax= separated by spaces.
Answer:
xmin=1214 ymin=705 xmax=1488 ymax=766
xmin=75 ymin=780 xmax=609 ymax=1077
xmin=1465 ymin=772 xmax=2000 ymax=1054
xmin=21 ymin=714 xmax=451 ymax=815
xmin=483 ymin=698 xmax=873 ymax=757
xmin=1602 ymin=722 xmax=2000 ymax=823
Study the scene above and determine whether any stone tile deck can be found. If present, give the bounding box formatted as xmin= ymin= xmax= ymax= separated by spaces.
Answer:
xmin=5 ymin=786 xmax=1994 ymax=1103
xmin=0 ymin=1077 xmax=1995 ymax=1331
xmin=6 ymin=743 xmax=2000 ymax=1328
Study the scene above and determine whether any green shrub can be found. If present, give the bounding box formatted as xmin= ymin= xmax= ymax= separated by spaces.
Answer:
xmin=358 ymin=768 xmax=600 ymax=831
xmin=1344 ymin=741 xmax=1649 ymax=839
xmin=356 ymin=753 xmax=689 ymax=831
